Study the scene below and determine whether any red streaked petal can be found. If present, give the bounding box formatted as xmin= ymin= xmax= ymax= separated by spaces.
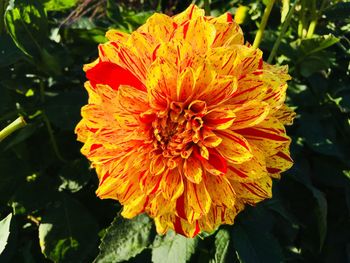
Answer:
xmin=216 ymin=130 xmax=253 ymax=164
xmin=86 ymin=61 xmax=145 ymax=91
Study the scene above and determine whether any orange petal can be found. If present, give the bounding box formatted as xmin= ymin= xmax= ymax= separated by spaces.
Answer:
xmin=204 ymin=106 xmax=236 ymax=130
xmin=98 ymin=42 xmax=148 ymax=83
xmin=272 ymin=104 xmax=296 ymax=125
xmin=150 ymin=154 xmax=166 ymax=175
xmin=146 ymin=58 xmax=177 ymax=110
xmin=231 ymin=100 xmax=270 ymax=129
xmin=204 ymin=174 xmax=235 ymax=207
xmin=138 ymin=13 xmax=175 ymax=43
xmin=230 ymin=176 xmax=272 ymax=204
xmin=173 ymin=4 xmax=205 ymax=24
xmin=177 ymin=67 xmax=195 ymax=102
xmin=227 ymin=146 xmax=267 ymax=182
xmin=118 ymin=85 xmax=149 ymax=114
xmin=161 ymin=169 xmax=184 ymax=201
xmin=195 ymin=147 xmax=227 ymax=176
xmin=216 ymin=130 xmax=253 ymax=164
xmin=173 ymin=216 xmax=200 ymax=238
xmin=121 ymin=194 xmax=148 ymax=218
xmin=235 ymin=117 xmax=291 ymax=156
xmin=202 ymin=129 xmax=222 ymax=148
xmin=266 ymin=142 xmax=293 ymax=175
xmin=183 ymin=157 xmax=203 ymax=184
xmin=184 ymin=180 xmax=211 ymax=223
xmin=147 ymin=194 xmax=176 ymax=217
xmin=209 ymin=13 xmax=244 ymax=47
xmin=196 ymin=74 xmax=237 ymax=106
xmin=105 ymin=29 xmax=129 ymax=42
xmin=174 ymin=17 xmax=216 ymax=54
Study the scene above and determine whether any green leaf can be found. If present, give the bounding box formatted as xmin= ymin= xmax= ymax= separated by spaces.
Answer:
xmin=152 ymin=231 xmax=198 ymax=263
xmin=95 ymin=214 xmax=153 ymax=263
xmin=58 ymin=159 xmax=91 ymax=193
xmin=44 ymin=90 xmax=87 ymax=131
xmin=209 ymin=229 xmax=230 ymax=263
xmin=298 ymin=34 xmax=339 ymax=56
xmin=38 ymin=193 xmax=99 ymax=262
xmin=44 ymin=0 xmax=79 ymax=11
xmin=5 ymin=0 xmax=48 ymax=58
xmin=232 ymin=224 xmax=283 ymax=263
xmin=10 ymin=175 xmax=58 ymax=215
xmin=0 ymin=214 xmax=12 ymax=255
xmin=0 ymin=34 xmax=23 ymax=67
xmin=0 ymin=152 xmax=29 ymax=203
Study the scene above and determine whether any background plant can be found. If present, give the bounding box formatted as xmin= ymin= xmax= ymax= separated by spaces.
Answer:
xmin=0 ymin=0 xmax=349 ymax=262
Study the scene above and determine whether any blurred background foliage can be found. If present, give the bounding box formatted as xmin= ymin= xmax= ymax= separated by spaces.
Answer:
xmin=0 ymin=0 xmax=349 ymax=262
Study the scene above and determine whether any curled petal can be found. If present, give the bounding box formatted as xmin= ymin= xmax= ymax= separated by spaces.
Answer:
xmin=204 ymin=106 xmax=236 ymax=130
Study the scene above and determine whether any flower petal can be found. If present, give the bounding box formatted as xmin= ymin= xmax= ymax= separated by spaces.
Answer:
xmin=209 ymin=13 xmax=244 ymax=47
xmin=177 ymin=67 xmax=195 ymax=102
xmin=235 ymin=117 xmax=291 ymax=156
xmin=138 ymin=13 xmax=175 ymax=43
xmin=85 ymin=61 xmax=145 ymax=91
xmin=117 ymin=85 xmax=149 ymax=114
xmin=146 ymin=58 xmax=177 ymax=110
xmin=204 ymin=174 xmax=235 ymax=207
xmin=216 ymin=130 xmax=253 ymax=164
xmin=105 ymin=29 xmax=129 ymax=42
xmin=227 ymin=146 xmax=267 ymax=182
xmin=204 ymin=106 xmax=236 ymax=130
xmin=173 ymin=4 xmax=205 ymax=24
xmin=231 ymin=100 xmax=270 ymax=129
xmin=266 ymin=143 xmax=293 ymax=176
xmin=230 ymin=176 xmax=272 ymax=204
xmin=160 ymin=169 xmax=184 ymax=201
xmin=272 ymin=104 xmax=296 ymax=125
xmin=183 ymin=157 xmax=203 ymax=184
xmin=184 ymin=180 xmax=211 ymax=222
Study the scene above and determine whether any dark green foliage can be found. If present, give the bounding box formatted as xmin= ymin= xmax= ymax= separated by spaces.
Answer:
xmin=0 ymin=0 xmax=349 ymax=262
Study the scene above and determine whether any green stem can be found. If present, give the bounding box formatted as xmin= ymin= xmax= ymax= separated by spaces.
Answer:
xmin=253 ymin=0 xmax=276 ymax=49
xmin=267 ymin=0 xmax=299 ymax=64
xmin=0 ymin=117 xmax=27 ymax=142
xmin=305 ymin=0 xmax=328 ymax=38
xmin=306 ymin=20 xmax=317 ymax=38
xmin=203 ymin=0 xmax=210 ymax=16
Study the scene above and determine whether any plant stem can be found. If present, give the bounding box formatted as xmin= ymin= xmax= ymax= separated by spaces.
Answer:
xmin=253 ymin=0 xmax=276 ymax=49
xmin=0 ymin=117 xmax=27 ymax=142
xmin=267 ymin=0 xmax=299 ymax=63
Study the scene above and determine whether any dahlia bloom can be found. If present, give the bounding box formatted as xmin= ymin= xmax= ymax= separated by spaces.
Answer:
xmin=76 ymin=4 xmax=295 ymax=237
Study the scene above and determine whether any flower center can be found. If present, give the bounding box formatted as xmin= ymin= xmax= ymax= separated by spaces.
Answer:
xmin=151 ymin=100 xmax=207 ymax=159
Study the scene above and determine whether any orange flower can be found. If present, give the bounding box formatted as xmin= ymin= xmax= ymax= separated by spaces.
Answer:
xmin=76 ymin=4 xmax=295 ymax=237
